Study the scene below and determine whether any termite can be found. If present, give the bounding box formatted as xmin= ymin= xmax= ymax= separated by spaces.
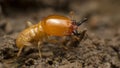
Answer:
xmin=16 ymin=14 xmax=88 ymax=57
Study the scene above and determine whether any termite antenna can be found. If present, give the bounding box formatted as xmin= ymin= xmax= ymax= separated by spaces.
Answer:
xmin=73 ymin=30 xmax=80 ymax=35
xmin=69 ymin=11 xmax=75 ymax=20
xmin=73 ymin=15 xmax=89 ymax=36
xmin=76 ymin=17 xmax=88 ymax=26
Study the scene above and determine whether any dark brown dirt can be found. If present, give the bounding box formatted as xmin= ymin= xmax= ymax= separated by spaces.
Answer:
xmin=0 ymin=0 xmax=120 ymax=68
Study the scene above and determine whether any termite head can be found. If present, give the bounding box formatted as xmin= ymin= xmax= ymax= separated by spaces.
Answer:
xmin=41 ymin=15 xmax=88 ymax=36
xmin=72 ymin=17 xmax=88 ymax=35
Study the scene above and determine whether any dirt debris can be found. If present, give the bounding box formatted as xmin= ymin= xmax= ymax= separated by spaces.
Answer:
xmin=0 ymin=0 xmax=120 ymax=68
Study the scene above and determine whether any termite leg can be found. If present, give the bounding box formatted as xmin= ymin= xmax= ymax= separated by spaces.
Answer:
xmin=60 ymin=36 xmax=69 ymax=50
xmin=79 ymin=30 xmax=87 ymax=42
xmin=17 ymin=46 xmax=24 ymax=57
xmin=47 ymin=36 xmax=69 ymax=50
xmin=73 ymin=30 xmax=80 ymax=36
xmin=25 ymin=21 xmax=33 ymax=27
xmin=38 ymin=41 xmax=42 ymax=58
xmin=73 ymin=29 xmax=87 ymax=41
xmin=60 ymin=44 xmax=68 ymax=50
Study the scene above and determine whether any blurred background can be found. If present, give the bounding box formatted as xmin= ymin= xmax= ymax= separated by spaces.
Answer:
xmin=0 ymin=0 xmax=120 ymax=68
xmin=0 ymin=0 xmax=120 ymax=39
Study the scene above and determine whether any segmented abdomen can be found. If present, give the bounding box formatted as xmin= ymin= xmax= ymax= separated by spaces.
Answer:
xmin=16 ymin=23 xmax=44 ymax=48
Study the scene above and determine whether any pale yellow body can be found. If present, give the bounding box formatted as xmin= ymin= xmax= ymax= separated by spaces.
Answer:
xmin=16 ymin=15 xmax=75 ymax=57
xmin=16 ymin=23 xmax=46 ymax=48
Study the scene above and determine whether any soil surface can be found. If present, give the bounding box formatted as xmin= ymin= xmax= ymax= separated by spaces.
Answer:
xmin=0 ymin=0 xmax=120 ymax=68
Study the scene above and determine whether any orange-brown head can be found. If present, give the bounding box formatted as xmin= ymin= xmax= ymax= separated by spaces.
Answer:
xmin=41 ymin=15 xmax=87 ymax=36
